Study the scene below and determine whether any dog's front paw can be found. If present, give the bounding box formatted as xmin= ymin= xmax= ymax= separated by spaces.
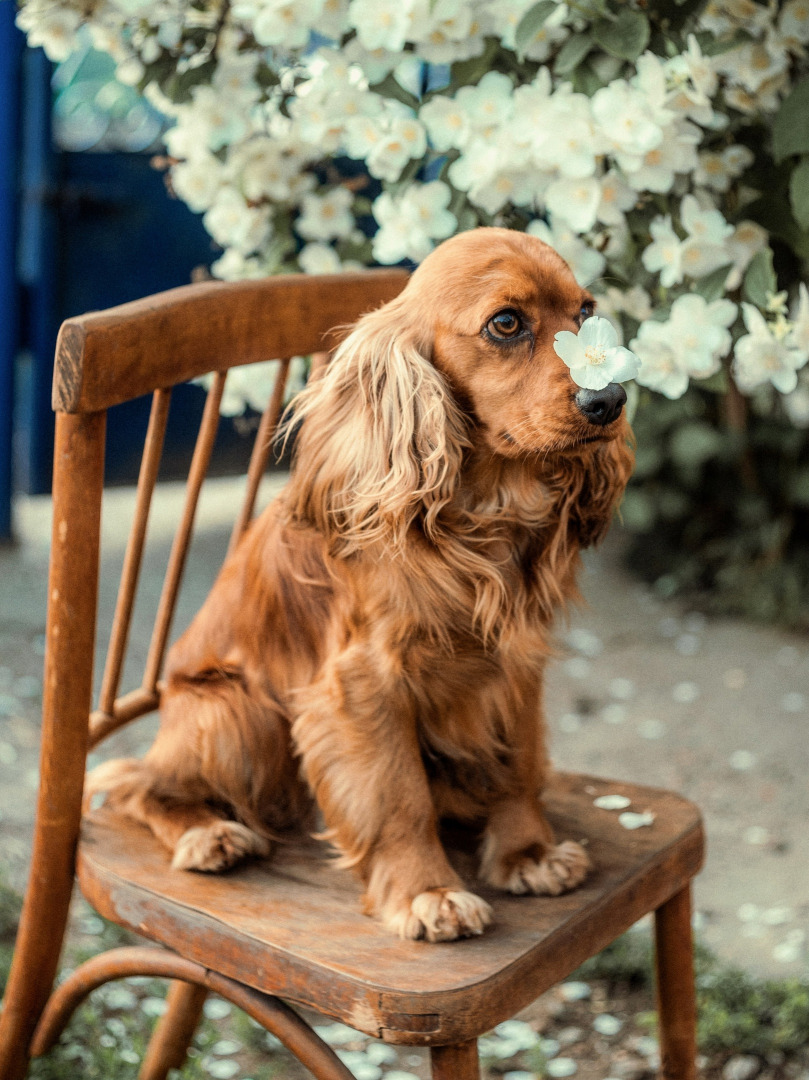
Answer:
xmin=386 ymin=888 xmax=493 ymax=942
xmin=497 ymin=840 xmax=590 ymax=896
xmin=172 ymin=821 xmax=271 ymax=872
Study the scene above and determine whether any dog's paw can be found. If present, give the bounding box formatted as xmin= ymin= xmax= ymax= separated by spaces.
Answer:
xmin=498 ymin=840 xmax=590 ymax=896
xmin=172 ymin=821 xmax=271 ymax=872
xmin=387 ymin=888 xmax=493 ymax=942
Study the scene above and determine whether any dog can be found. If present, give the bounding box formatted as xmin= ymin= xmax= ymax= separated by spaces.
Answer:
xmin=88 ymin=227 xmax=634 ymax=942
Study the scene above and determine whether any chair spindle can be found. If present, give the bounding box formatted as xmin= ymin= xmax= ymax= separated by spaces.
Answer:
xmin=98 ymin=389 xmax=172 ymax=716
xmin=228 ymin=356 xmax=291 ymax=556
xmin=142 ymin=372 xmax=226 ymax=694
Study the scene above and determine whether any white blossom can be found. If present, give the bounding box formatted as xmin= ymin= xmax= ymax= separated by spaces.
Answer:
xmin=18 ymin=4 xmax=81 ymax=61
xmin=186 ymin=85 xmax=250 ymax=153
xmin=679 ymin=193 xmax=733 ymax=279
xmin=545 ymin=176 xmax=601 ymax=234
xmin=298 ymin=242 xmax=343 ymax=274
xmin=695 ymin=144 xmax=754 ymax=192
xmin=419 ymin=96 xmax=472 ymax=152
xmin=632 ymin=321 xmax=689 ymax=399
xmin=171 ymin=154 xmax=225 ymax=213
xmin=296 ymin=187 xmax=355 ymax=242
xmin=456 ymin=71 xmax=514 ymax=136
xmin=717 ymin=32 xmax=790 ymax=95
xmin=408 ymin=0 xmax=485 ymax=64
xmin=667 ymin=294 xmax=737 ymax=377
xmin=499 ymin=0 xmax=569 ymax=61
xmin=780 ymin=0 xmax=809 ymax=45
xmin=527 ymin=219 xmax=606 ymax=287
xmin=366 ymin=116 xmax=427 ymax=182
xmin=538 ymin=89 xmax=602 ymax=179
xmin=783 ymin=372 xmax=809 ymax=427
xmin=788 ymin=282 xmax=809 ymax=356
xmin=212 ymin=52 xmax=261 ymax=106
xmin=664 ymin=36 xmax=717 ymax=123
xmin=554 ymin=317 xmax=641 ymax=391
xmin=725 ymin=220 xmax=769 ymax=290
xmin=211 ymin=249 xmax=267 ymax=281
xmin=592 ymin=80 xmax=666 ymax=169
xmin=204 ymin=188 xmax=272 ymax=254
xmin=642 ymin=216 xmax=685 ymax=287
xmin=733 ymin=303 xmax=808 ymax=394
xmin=371 ymin=181 xmax=456 ymax=264
xmin=349 ymin=0 xmax=413 ymax=52
xmin=220 ymin=360 xmax=285 ymax=416
xmin=596 ymin=170 xmax=636 ymax=226
xmin=625 ymin=121 xmax=700 ymax=194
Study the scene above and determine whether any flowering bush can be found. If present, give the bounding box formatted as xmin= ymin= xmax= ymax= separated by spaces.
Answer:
xmin=17 ymin=0 xmax=809 ymax=620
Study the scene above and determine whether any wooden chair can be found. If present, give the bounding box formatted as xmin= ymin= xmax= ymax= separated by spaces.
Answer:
xmin=0 ymin=271 xmax=704 ymax=1080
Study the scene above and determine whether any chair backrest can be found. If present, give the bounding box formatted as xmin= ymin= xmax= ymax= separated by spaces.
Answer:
xmin=53 ymin=270 xmax=408 ymax=752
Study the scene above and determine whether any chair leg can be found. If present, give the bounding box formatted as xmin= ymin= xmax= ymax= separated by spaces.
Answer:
xmin=430 ymin=1039 xmax=480 ymax=1080
xmin=0 ymin=412 xmax=106 ymax=1080
xmin=654 ymin=884 xmax=697 ymax=1080
xmin=138 ymin=980 xmax=208 ymax=1080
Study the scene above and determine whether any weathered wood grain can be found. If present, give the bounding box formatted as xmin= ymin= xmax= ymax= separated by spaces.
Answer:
xmin=78 ymin=772 xmax=704 ymax=1047
xmin=53 ymin=271 xmax=409 ymax=414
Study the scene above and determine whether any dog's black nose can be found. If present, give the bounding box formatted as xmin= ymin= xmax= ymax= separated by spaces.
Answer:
xmin=575 ymin=383 xmax=627 ymax=427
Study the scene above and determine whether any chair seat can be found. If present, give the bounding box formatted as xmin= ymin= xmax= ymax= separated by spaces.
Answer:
xmin=77 ymin=771 xmax=704 ymax=1047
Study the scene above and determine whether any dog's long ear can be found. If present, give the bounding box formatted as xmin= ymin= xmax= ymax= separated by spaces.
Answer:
xmin=543 ymin=433 xmax=635 ymax=587
xmin=282 ymin=299 xmax=469 ymax=552
xmin=568 ymin=433 xmax=635 ymax=548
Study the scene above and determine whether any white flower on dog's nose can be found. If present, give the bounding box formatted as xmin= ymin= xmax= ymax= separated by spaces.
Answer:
xmin=554 ymin=316 xmax=641 ymax=391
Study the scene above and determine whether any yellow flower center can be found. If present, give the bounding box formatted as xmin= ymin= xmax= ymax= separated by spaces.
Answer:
xmin=585 ymin=345 xmax=607 ymax=365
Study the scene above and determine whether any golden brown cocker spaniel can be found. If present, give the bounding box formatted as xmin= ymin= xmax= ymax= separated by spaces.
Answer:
xmin=89 ymin=227 xmax=634 ymax=942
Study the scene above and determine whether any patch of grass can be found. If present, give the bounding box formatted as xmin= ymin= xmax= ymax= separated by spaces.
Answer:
xmin=28 ymin=993 xmax=152 ymax=1080
xmin=578 ymin=928 xmax=809 ymax=1058
xmin=697 ymin=963 xmax=809 ymax=1056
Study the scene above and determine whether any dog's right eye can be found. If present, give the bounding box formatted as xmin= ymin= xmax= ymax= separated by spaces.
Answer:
xmin=486 ymin=310 xmax=523 ymax=339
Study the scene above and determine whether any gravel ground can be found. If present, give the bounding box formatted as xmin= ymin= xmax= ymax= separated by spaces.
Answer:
xmin=2 ymin=476 xmax=809 ymax=1077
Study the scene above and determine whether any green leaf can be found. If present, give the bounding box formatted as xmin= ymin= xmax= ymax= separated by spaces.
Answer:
xmin=555 ymin=33 xmax=594 ymax=75
xmin=447 ymin=38 xmax=499 ymax=93
xmin=742 ymin=249 xmax=777 ymax=307
xmin=161 ymin=58 xmax=217 ymax=104
xmin=368 ymin=72 xmax=419 ymax=111
xmin=773 ymin=77 xmax=809 ymax=162
xmin=573 ymin=64 xmax=603 ymax=96
xmin=456 ymin=206 xmax=481 ymax=231
xmin=693 ymin=28 xmax=753 ymax=55
xmin=789 ymin=157 xmax=809 ymax=230
xmin=515 ymin=1 xmax=557 ymax=58
xmin=591 ymin=9 xmax=650 ymax=61
xmin=692 ymin=264 xmax=733 ymax=303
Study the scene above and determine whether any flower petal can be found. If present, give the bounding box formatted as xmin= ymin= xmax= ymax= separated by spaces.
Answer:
xmin=772 ymin=368 xmax=798 ymax=394
xmin=553 ymin=330 xmax=583 ymax=366
xmin=571 ymin=364 xmax=612 ymax=391
xmin=605 ymin=345 xmax=641 ymax=382
xmin=579 ymin=315 xmax=618 ymax=349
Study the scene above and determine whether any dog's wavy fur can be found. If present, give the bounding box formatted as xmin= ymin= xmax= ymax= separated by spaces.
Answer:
xmin=88 ymin=228 xmax=634 ymax=942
